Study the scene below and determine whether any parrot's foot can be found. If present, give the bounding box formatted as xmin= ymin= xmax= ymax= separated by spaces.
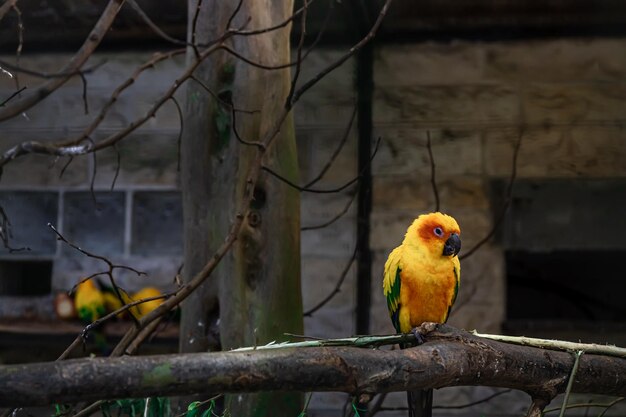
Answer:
xmin=410 ymin=322 xmax=439 ymax=346
xmin=410 ymin=327 xmax=426 ymax=345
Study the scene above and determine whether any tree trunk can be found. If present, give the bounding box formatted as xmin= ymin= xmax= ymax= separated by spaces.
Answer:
xmin=180 ymin=1 xmax=302 ymax=416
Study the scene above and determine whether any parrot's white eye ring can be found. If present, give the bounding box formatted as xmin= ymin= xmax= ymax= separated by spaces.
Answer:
xmin=433 ymin=226 xmax=444 ymax=237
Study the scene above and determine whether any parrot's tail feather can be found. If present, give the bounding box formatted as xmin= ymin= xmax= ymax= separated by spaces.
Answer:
xmin=407 ymin=389 xmax=432 ymax=417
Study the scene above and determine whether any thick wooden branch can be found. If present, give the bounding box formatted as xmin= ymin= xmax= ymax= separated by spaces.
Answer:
xmin=0 ymin=326 xmax=624 ymax=407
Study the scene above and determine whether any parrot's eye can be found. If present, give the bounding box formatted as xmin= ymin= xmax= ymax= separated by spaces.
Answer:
xmin=433 ymin=227 xmax=444 ymax=237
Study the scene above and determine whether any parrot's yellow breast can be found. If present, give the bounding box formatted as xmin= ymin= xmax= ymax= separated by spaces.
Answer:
xmin=398 ymin=246 xmax=459 ymax=332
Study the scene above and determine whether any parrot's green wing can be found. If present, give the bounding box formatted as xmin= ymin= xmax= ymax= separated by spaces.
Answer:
xmin=383 ymin=247 xmax=403 ymax=333
xmin=443 ymin=258 xmax=461 ymax=323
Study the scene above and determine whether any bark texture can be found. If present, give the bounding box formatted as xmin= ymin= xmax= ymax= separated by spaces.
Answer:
xmin=1 ymin=327 xmax=624 ymax=407
xmin=180 ymin=1 xmax=302 ymax=416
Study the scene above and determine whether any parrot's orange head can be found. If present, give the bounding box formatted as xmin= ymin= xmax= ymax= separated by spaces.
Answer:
xmin=403 ymin=212 xmax=461 ymax=257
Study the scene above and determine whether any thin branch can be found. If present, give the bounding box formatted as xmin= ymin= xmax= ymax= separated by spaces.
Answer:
xmin=0 ymin=0 xmax=17 ymax=23
xmin=434 ymin=389 xmax=513 ymax=409
xmin=0 ymin=86 xmax=26 ymax=107
xmin=189 ymin=74 xmax=257 ymax=114
xmin=48 ymin=223 xmax=145 ymax=325
xmin=304 ymin=246 xmax=357 ymax=317
xmin=426 ymin=131 xmax=439 ymax=212
xmin=110 ymin=144 xmax=121 ymax=191
xmin=301 ymin=191 xmax=356 ymax=231
xmin=286 ymin=0 xmax=308 ymax=107
xmin=559 ymin=351 xmax=584 ymax=417
xmin=225 ymin=0 xmax=244 ymax=30
xmin=303 ymin=104 xmax=357 ymax=188
xmin=527 ymin=398 xmax=550 ymax=417
xmin=59 ymin=156 xmax=74 ymax=178
xmin=126 ymin=0 xmax=186 ymax=45
xmin=79 ymin=72 xmax=89 ymax=115
xmin=544 ymin=398 xmax=625 ymax=415
xmin=597 ymin=397 xmax=626 ymax=417
xmin=170 ymin=96 xmax=183 ymax=172
xmin=0 ymin=205 xmax=29 ymax=252
xmin=291 ymin=0 xmax=391 ymax=104
xmin=263 ymin=137 xmax=381 ymax=194
xmin=89 ymin=144 xmax=98 ymax=204
xmin=230 ymin=103 xmax=266 ymax=149
xmin=11 ymin=0 xmax=23 ymax=92
xmin=460 ymin=129 xmax=522 ymax=260
xmin=0 ymin=58 xmax=107 ymax=79
xmin=0 ymin=0 xmax=127 ymax=122
xmin=227 ymin=0 xmax=316 ymax=37
xmin=190 ymin=0 xmax=204 ymax=53
xmin=471 ymin=332 xmax=626 ymax=358
xmin=80 ymin=49 xmax=185 ymax=141
xmin=219 ymin=45 xmax=298 ymax=71
xmin=82 ymin=292 xmax=174 ymax=338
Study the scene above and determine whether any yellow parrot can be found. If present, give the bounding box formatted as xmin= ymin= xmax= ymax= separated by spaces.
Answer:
xmin=382 ymin=212 xmax=461 ymax=417
xmin=74 ymin=279 xmax=106 ymax=323
xmin=129 ymin=287 xmax=164 ymax=319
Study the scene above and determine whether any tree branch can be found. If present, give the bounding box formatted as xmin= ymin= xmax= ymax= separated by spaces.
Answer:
xmin=0 ymin=325 xmax=624 ymax=407
xmin=0 ymin=0 xmax=126 ymax=121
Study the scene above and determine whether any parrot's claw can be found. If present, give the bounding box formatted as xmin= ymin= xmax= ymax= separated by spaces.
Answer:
xmin=410 ymin=327 xmax=426 ymax=345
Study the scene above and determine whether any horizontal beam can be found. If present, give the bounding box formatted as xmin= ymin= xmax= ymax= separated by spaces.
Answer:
xmin=3 ymin=0 xmax=626 ymax=52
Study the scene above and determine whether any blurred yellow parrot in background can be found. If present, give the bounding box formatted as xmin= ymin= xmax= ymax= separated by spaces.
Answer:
xmin=74 ymin=279 xmax=106 ymax=323
xmin=383 ymin=212 xmax=461 ymax=417
xmin=129 ymin=287 xmax=164 ymax=319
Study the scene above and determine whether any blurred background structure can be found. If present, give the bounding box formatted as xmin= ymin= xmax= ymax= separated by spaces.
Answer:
xmin=0 ymin=1 xmax=625 ymax=415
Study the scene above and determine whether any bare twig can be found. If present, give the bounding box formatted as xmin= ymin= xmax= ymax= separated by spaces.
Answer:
xmin=0 ymin=205 xmax=29 ymax=252
xmin=170 ymin=96 xmax=183 ymax=172
xmin=127 ymin=0 xmax=186 ymax=45
xmin=80 ymin=49 xmax=185 ymax=141
xmin=0 ymin=0 xmax=17 ymax=23
xmin=0 ymin=0 xmax=127 ymax=122
xmin=471 ymin=332 xmax=626 ymax=358
xmin=559 ymin=351 xmax=584 ymax=417
xmin=291 ymin=0 xmax=391 ymax=103
xmin=49 ymin=223 xmax=145 ymax=330
xmin=10 ymin=0 xmax=23 ymax=91
xmin=527 ymin=398 xmax=550 ymax=417
xmin=544 ymin=398 xmax=625 ymax=415
xmin=81 ymin=292 xmax=175 ymax=338
xmin=190 ymin=0 xmax=204 ymax=54
xmin=286 ymin=0 xmax=308 ymax=107
xmin=0 ymin=58 xmax=107 ymax=79
xmin=227 ymin=0 xmax=316 ymax=37
xmin=460 ymin=129 xmax=523 ymax=260
xmin=301 ymin=191 xmax=356 ymax=231
xmin=262 ymin=136 xmax=381 ymax=194
xmin=434 ymin=389 xmax=513 ymax=409
xmin=303 ymin=104 xmax=357 ymax=188
xmin=0 ymin=86 xmax=26 ymax=107
xmin=304 ymin=246 xmax=357 ymax=317
xmin=110 ymin=144 xmax=121 ymax=191
xmin=79 ymin=73 xmax=89 ymax=115
xmin=226 ymin=0 xmax=244 ymax=30
xmin=426 ymin=131 xmax=439 ymax=212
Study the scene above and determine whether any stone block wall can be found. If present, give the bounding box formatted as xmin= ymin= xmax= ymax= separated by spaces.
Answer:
xmin=2 ymin=37 xmax=626 ymax=414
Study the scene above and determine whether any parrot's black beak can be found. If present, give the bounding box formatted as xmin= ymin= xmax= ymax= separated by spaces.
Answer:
xmin=443 ymin=233 xmax=461 ymax=257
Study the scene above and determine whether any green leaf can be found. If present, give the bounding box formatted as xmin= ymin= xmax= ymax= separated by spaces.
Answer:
xmin=186 ymin=401 xmax=201 ymax=417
